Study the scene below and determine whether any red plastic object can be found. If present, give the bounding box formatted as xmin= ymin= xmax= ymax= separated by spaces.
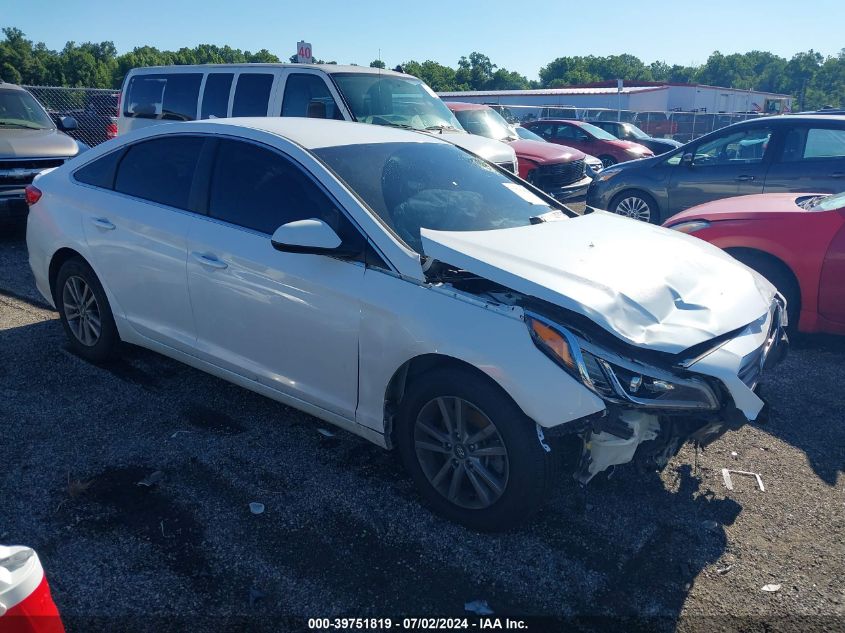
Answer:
xmin=0 ymin=547 xmax=66 ymax=633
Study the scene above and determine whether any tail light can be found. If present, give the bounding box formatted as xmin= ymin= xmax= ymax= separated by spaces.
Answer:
xmin=106 ymin=119 xmax=118 ymax=139
xmin=25 ymin=185 xmax=42 ymax=205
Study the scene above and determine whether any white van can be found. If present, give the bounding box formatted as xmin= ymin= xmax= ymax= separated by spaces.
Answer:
xmin=118 ymin=64 xmax=517 ymax=171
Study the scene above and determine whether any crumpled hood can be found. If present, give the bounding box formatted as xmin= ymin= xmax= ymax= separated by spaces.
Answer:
xmin=0 ymin=127 xmax=79 ymax=158
xmin=509 ymin=139 xmax=585 ymax=164
xmin=421 ymin=211 xmax=776 ymax=354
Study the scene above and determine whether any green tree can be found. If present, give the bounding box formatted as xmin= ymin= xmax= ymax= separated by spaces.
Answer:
xmin=369 ymin=59 xmax=385 ymax=69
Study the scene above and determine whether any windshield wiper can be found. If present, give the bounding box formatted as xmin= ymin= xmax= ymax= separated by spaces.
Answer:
xmin=0 ymin=121 xmax=45 ymax=129
xmin=424 ymin=124 xmax=461 ymax=133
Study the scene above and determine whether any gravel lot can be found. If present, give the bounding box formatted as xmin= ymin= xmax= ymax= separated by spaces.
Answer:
xmin=1 ymin=222 xmax=843 ymax=632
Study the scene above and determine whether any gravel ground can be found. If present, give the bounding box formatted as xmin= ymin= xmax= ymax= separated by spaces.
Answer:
xmin=1 ymin=222 xmax=843 ymax=632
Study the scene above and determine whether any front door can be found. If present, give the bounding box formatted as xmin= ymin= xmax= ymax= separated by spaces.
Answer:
xmin=667 ymin=125 xmax=773 ymax=213
xmin=185 ymin=138 xmax=364 ymax=418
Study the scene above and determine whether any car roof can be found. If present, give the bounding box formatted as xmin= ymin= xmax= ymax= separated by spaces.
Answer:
xmin=534 ymin=119 xmax=586 ymax=125
xmin=127 ymin=63 xmax=410 ymax=79
xmin=0 ymin=82 xmax=29 ymax=93
xmin=141 ymin=117 xmax=445 ymax=150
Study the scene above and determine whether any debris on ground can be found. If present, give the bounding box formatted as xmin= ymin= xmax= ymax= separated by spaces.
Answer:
xmin=136 ymin=471 xmax=164 ymax=487
xmin=317 ymin=428 xmax=336 ymax=438
xmin=731 ymin=451 xmax=738 ymax=459
xmin=169 ymin=430 xmax=192 ymax=439
xmin=722 ymin=468 xmax=765 ymax=492
xmin=249 ymin=502 xmax=265 ymax=515
xmin=702 ymin=520 xmax=720 ymax=532
xmin=465 ymin=599 xmax=494 ymax=615
xmin=717 ymin=564 xmax=734 ymax=575
xmin=761 ymin=583 xmax=782 ymax=592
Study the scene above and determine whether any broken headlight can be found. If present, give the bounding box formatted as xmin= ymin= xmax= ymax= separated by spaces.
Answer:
xmin=526 ymin=315 xmax=719 ymax=411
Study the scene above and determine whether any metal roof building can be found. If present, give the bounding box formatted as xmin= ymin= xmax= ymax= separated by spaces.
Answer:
xmin=439 ymin=81 xmax=792 ymax=115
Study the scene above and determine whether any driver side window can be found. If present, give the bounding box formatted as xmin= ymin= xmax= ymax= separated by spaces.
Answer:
xmin=692 ymin=127 xmax=772 ymax=166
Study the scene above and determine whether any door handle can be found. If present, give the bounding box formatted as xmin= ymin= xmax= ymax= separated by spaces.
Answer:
xmin=191 ymin=252 xmax=228 ymax=270
xmin=735 ymin=175 xmax=755 ymax=182
xmin=91 ymin=218 xmax=115 ymax=230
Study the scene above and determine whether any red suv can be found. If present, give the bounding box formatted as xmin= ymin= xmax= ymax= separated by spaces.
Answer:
xmin=523 ymin=119 xmax=654 ymax=167
xmin=445 ymin=102 xmax=592 ymax=201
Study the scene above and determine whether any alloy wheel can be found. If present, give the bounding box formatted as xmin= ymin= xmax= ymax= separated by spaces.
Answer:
xmin=615 ymin=196 xmax=652 ymax=222
xmin=413 ymin=396 xmax=509 ymax=510
xmin=62 ymin=275 xmax=101 ymax=347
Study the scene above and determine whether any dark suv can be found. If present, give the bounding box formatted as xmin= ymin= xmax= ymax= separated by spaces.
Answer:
xmin=1 ymin=81 xmax=84 ymax=224
xmin=587 ymin=115 xmax=845 ymax=224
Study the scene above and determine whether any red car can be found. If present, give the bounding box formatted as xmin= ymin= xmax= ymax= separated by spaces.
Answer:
xmin=522 ymin=119 xmax=654 ymax=167
xmin=445 ymin=102 xmax=592 ymax=201
xmin=663 ymin=191 xmax=845 ymax=335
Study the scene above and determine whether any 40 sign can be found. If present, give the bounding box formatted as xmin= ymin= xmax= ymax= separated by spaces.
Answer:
xmin=297 ymin=41 xmax=313 ymax=64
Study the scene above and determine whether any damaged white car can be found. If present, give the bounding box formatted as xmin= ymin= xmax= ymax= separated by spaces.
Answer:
xmin=26 ymin=118 xmax=787 ymax=530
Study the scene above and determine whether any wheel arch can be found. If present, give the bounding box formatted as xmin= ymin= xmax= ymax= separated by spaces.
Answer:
xmin=724 ymin=246 xmax=802 ymax=317
xmin=382 ymin=353 xmax=523 ymax=450
xmin=48 ymin=247 xmax=88 ymax=304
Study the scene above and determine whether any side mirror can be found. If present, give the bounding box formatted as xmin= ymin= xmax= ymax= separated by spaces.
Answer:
xmin=270 ymin=218 xmax=361 ymax=258
xmin=58 ymin=116 xmax=78 ymax=131
xmin=680 ymin=152 xmax=694 ymax=167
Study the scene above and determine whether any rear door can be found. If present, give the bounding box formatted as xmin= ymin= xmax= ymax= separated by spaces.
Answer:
xmin=79 ymin=135 xmax=206 ymax=351
xmin=230 ymin=70 xmax=278 ymax=117
xmin=818 ymin=211 xmax=845 ymax=324
xmin=764 ymin=123 xmax=845 ymax=194
xmin=666 ymin=124 xmax=774 ymax=212
xmin=551 ymin=123 xmax=591 ymax=153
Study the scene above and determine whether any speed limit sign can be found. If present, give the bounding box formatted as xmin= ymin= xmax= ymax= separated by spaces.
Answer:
xmin=296 ymin=41 xmax=313 ymax=64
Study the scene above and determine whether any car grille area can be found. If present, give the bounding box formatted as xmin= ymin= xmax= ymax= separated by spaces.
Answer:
xmin=529 ymin=159 xmax=586 ymax=191
xmin=0 ymin=158 xmax=66 ymax=189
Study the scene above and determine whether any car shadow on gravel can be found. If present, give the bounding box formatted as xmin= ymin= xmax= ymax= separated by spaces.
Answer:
xmin=757 ymin=333 xmax=845 ymax=486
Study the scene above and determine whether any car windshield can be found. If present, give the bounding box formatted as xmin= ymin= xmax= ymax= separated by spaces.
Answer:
xmin=331 ymin=73 xmax=462 ymax=132
xmin=314 ymin=141 xmax=562 ymax=253
xmin=579 ymin=122 xmax=618 ymax=141
xmin=623 ymin=124 xmax=650 ymax=139
xmin=0 ymin=89 xmax=54 ymax=130
xmin=515 ymin=126 xmax=545 ymax=142
xmin=452 ymin=108 xmax=516 ymax=142
xmin=808 ymin=191 xmax=845 ymax=212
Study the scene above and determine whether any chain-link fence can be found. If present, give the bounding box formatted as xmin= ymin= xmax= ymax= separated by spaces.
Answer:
xmin=485 ymin=104 xmax=769 ymax=143
xmin=25 ymin=86 xmax=120 ymax=148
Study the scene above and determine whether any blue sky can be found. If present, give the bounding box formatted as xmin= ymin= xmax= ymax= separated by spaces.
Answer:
xmin=4 ymin=0 xmax=843 ymax=80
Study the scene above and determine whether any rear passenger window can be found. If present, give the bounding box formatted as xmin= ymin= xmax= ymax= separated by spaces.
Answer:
xmin=124 ymin=73 xmax=202 ymax=121
xmin=201 ymin=73 xmax=233 ymax=119
xmin=73 ymin=149 xmax=124 ymax=189
xmin=804 ymin=128 xmax=845 ymax=159
xmin=232 ymin=74 xmax=273 ymax=117
xmin=208 ymin=140 xmax=337 ymax=234
xmin=114 ymin=136 xmax=204 ymax=209
xmin=281 ymin=74 xmax=343 ymax=119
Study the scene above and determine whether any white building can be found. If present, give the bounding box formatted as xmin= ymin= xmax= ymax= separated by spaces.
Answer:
xmin=439 ymin=81 xmax=792 ymax=116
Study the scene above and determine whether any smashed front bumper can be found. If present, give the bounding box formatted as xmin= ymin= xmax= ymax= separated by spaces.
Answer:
xmin=574 ymin=300 xmax=788 ymax=483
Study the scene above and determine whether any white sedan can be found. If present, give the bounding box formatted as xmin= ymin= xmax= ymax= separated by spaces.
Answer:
xmin=26 ymin=118 xmax=786 ymax=530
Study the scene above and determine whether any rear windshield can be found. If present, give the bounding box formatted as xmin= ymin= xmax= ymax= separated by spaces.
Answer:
xmin=124 ymin=73 xmax=202 ymax=121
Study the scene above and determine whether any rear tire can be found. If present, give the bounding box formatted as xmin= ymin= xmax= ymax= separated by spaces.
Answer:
xmin=610 ymin=191 xmax=659 ymax=224
xmin=396 ymin=367 xmax=552 ymax=531
xmin=55 ymin=257 xmax=120 ymax=363
xmin=729 ymin=251 xmax=800 ymax=332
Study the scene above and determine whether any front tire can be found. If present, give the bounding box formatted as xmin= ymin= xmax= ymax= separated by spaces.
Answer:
xmin=396 ymin=367 xmax=552 ymax=531
xmin=55 ymin=257 xmax=120 ymax=363
xmin=610 ymin=191 xmax=659 ymax=224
